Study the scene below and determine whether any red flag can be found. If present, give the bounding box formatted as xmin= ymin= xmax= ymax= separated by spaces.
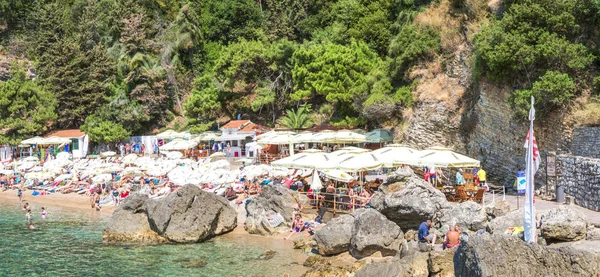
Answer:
xmin=524 ymin=129 xmax=540 ymax=173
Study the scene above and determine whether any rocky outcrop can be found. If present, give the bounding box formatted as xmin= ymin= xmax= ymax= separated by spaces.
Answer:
xmin=485 ymin=200 xmax=511 ymax=219
xmin=382 ymin=167 xmax=414 ymax=190
xmin=428 ymin=248 xmax=456 ymax=277
xmin=244 ymin=184 xmax=300 ymax=235
xmin=370 ymin=175 xmax=452 ymax=230
xmin=294 ymin=236 xmax=317 ymax=253
xmin=487 ymin=208 xmax=523 ymax=234
xmin=445 ymin=201 xmax=488 ymax=231
xmin=587 ymin=226 xmax=600 ymax=241
xmin=314 ymin=214 xmax=356 ymax=256
xmin=103 ymin=194 xmax=167 ymax=244
xmin=541 ymin=206 xmax=588 ymax=242
xmin=454 ymin=233 xmax=600 ymax=277
xmin=145 ymin=185 xmax=237 ymax=243
xmin=350 ymin=209 xmax=405 ymax=259
xmin=354 ymin=252 xmax=429 ymax=277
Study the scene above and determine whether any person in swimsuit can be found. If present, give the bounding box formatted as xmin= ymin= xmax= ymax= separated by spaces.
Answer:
xmin=285 ymin=214 xmax=305 ymax=240
xmin=41 ymin=207 xmax=47 ymax=219
xmin=23 ymin=202 xmax=29 ymax=211
xmin=17 ymin=188 xmax=23 ymax=202
xmin=443 ymin=225 xmax=461 ymax=249
xmin=94 ymin=195 xmax=101 ymax=211
xmin=29 ymin=221 xmax=35 ymax=230
xmin=26 ymin=210 xmax=31 ymax=222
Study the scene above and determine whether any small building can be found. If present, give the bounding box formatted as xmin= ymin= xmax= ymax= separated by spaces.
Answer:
xmin=45 ymin=129 xmax=89 ymax=159
xmin=215 ymin=120 xmax=270 ymax=157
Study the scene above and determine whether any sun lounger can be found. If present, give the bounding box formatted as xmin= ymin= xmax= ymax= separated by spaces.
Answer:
xmin=266 ymin=213 xmax=284 ymax=228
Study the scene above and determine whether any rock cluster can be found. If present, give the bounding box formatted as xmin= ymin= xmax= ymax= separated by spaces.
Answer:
xmin=103 ymin=185 xmax=237 ymax=244
xmin=314 ymin=209 xmax=405 ymax=258
xmin=541 ymin=206 xmax=588 ymax=242
xmin=244 ymin=184 xmax=303 ymax=235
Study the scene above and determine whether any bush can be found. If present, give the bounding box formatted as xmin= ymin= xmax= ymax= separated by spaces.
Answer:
xmin=510 ymin=71 xmax=575 ymax=118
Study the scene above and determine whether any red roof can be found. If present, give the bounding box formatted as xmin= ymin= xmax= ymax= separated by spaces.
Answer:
xmin=45 ymin=129 xmax=85 ymax=138
xmin=239 ymin=123 xmax=271 ymax=132
xmin=220 ymin=120 xmax=251 ymax=130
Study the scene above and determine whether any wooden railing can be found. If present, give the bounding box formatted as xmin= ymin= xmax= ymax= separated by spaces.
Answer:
xmin=295 ymin=191 xmax=373 ymax=216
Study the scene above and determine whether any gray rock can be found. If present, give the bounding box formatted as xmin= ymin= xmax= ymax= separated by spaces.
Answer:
xmin=383 ymin=167 xmax=414 ymax=189
xmin=146 ymin=185 xmax=237 ymax=243
xmin=586 ymin=226 xmax=600 ymax=241
xmin=350 ymin=209 xmax=405 ymax=259
xmin=354 ymin=251 xmax=429 ymax=277
xmin=541 ymin=206 xmax=588 ymax=242
xmin=487 ymin=209 xmax=524 ymax=234
xmin=314 ymin=213 xmax=356 ymax=256
xmin=370 ymin=175 xmax=453 ymax=230
xmin=445 ymin=201 xmax=488 ymax=231
xmin=485 ymin=200 xmax=511 ymax=218
xmin=103 ymin=193 xmax=167 ymax=244
xmin=454 ymin=233 xmax=600 ymax=277
xmin=244 ymin=184 xmax=299 ymax=235
xmin=428 ymin=248 xmax=456 ymax=277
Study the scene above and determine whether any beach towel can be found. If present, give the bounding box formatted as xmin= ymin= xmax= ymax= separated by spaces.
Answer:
xmin=267 ymin=213 xmax=284 ymax=228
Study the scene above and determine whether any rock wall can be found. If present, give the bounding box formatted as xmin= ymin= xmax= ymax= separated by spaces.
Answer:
xmin=556 ymin=154 xmax=600 ymax=211
xmin=571 ymin=127 xmax=600 ymax=159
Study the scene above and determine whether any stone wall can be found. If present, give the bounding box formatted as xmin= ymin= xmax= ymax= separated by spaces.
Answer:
xmin=571 ymin=127 xmax=600 ymax=159
xmin=556 ymin=154 xmax=600 ymax=211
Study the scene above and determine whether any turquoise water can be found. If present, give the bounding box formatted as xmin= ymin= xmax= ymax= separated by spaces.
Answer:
xmin=0 ymin=202 xmax=301 ymax=277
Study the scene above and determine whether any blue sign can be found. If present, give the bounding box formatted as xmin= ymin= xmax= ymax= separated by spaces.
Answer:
xmin=517 ymin=171 xmax=526 ymax=194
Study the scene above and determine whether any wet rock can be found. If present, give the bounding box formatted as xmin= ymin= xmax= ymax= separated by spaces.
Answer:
xmin=102 ymin=194 xmax=167 ymax=244
xmin=428 ymin=248 xmax=456 ymax=277
xmin=258 ymin=250 xmax=277 ymax=260
xmin=146 ymin=185 xmax=237 ymax=243
xmin=294 ymin=237 xmax=317 ymax=253
xmin=303 ymin=255 xmax=331 ymax=267
xmin=176 ymin=258 xmax=206 ymax=268
xmin=314 ymin=213 xmax=356 ymax=256
xmin=370 ymin=175 xmax=453 ymax=230
xmin=454 ymin=233 xmax=600 ymax=276
xmin=244 ymin=184 xmax=299 ymax=235
xmin=301 ymin=265 xmax=354 ymax=277
xmin=350 ymin=209 xmax=405 ymax=259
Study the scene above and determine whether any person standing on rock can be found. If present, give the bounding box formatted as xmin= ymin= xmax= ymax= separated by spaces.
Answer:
xmin=418 ymin=219 xmax=437 ymax=246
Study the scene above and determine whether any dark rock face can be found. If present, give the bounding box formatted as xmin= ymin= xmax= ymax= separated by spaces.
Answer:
xmin=454 ymin=233 xmax=600 ymax=277
xmin=541 ymin=206 xmax=588 ymax=242
xmin=102 ymin=194 xmax=167 ymax=244
xmin=350 ymin=209 xmax=405 ymax=259
xmin=103 ymin=185 xmax=237 ymax=244
xmin=244 ymin=184 xmax=299 ymax=235
xmin=146 ymin=185 xmax=237 ymax=243
xmin=370 ymin=175 xmax=453 ymax=230
xmin=314 ymin=214 xmax=356 ymax=256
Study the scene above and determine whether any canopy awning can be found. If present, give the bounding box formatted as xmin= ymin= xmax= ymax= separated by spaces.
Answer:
xmin=407 ymin=146 xmax=480 ymax=168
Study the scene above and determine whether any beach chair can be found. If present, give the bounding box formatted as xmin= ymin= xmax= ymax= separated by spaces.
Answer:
xmin=473 ymin=188 xmax=485 ymax=204
xmin=456 ymin=186 xmax=469 ymax=202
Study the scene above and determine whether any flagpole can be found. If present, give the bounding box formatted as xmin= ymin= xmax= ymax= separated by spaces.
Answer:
xmin=524 ymin=95 xmax=537 ymax=243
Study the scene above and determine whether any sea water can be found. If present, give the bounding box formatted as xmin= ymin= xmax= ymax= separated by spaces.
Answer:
xmin=0 ymin=202 xmax=301 ymax=277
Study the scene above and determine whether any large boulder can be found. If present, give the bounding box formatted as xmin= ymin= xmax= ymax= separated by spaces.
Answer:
xmin=370 ymin=175 xmax=452 ymax=230
xmin=354 ymin=252 xmax=429 ymax=277
xmin=487 ymin=209 xmax=524 ymax=234
xmin=103 ymin=194 xmax=167 ymax=244
xmin=382 ymin=167 xmax=414 ymax=192
xmin=350 ymin=209 xmax=405 ymax=258
xmin=586 ymin=226 xmax=600 ymax=241
xmin=454 ymin=233 xmax=600 ymax=276
xmin=444 ymin=201 xmax=488 ymax=232
xmin=485 ymin=200 xmax=511 ymax=219
xmin=244 ymin=184 xmax=299 ymax=235
xmin=541 ymin=206 xmax=588 ymax=242
xmin=428 ymin=248 xmax=456 ymax=277
xmin=314 ymin=213 xmax=356 ymax=256
xmin=146 ymin=185 xmax=237 ymax=243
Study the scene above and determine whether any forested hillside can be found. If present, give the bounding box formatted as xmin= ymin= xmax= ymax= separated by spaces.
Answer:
xmin=1 ymin=0 xmax=600 ymax=145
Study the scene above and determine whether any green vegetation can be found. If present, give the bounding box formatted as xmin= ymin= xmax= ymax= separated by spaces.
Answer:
xmin=2 ymin=0 xmax=600 ymax=142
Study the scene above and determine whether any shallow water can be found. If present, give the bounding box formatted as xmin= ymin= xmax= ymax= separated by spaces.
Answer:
xmin=0 ymin=202 xmax=302 ymax=277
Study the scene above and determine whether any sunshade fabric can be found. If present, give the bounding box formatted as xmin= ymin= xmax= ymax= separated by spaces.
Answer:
xmin=320 ymin=169 xmax=354 ymax=183
xmin=407 ymin=146 xmax=480 ymax=168
xmin=318 ymin=152 xmax=382 ymax=172
xmin=271 ymin=150 xmax=330 ymax=169
xmin=366 ymin=129 xmax=393 ymax=143
xmin=373 ymin=144 xmax=420 ymax=167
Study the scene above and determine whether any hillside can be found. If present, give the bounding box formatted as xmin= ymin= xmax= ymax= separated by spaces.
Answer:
xmin=1 ymin=0 xmax=600 ymax=184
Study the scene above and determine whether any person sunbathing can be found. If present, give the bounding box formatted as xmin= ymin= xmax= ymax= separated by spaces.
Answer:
xmin=285 ymin=214 xmax=305 ymax=240
xmin=224 ymin=187 xmax=237 ymax=201
xmin=443 ymin=225 xmax=461 ymax=249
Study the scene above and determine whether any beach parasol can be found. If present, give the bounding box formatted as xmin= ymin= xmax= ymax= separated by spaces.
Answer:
xmin=407 ymin=146 xmax=480 ymax=168
xmin=21 ymin=136 xmax=45 ymax=145
xmin=160 ymin=139 xmax=195 ymax=151
xmin=122 ymin=154 xmax=138 ymax=164
xmin=196 ymin=132 xmax=219 ymax=141
xmin=373 ymin=144 xmax=420 ymax=167
xmin=209 ymin=152 xmax=225 ymax=159
xmin=162 ymin=151 xmax=183 ymax=160
xmin=319 ymin=152 xmax=382 ymax=172
xmin=323 ymin=130 xmax=367 ymax=144
xmin=320 ymin=169 xmax=354 ymax=183
xmin=292 ymin=132 xmax=316 ymax=144
xmin=42 ymin=137 xmax=71 ymax=145
xmin=156 ymin=130 xmax=187 ymax=139
xmin=271 ymin=150 xmax=330 ymax=169
xmin=366 ymin=129 xmax=394 ymax=143
xmin=304 ymin=130 xmax=336 ymax=143
xmin=311 ymin=170 xmax=323 ymax=190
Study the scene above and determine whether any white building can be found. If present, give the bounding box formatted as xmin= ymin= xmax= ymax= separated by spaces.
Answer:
xmin=215 ymin=120 xmax=270 ymax=157
xmin=45 ymin=129 xmax=89 ymax=159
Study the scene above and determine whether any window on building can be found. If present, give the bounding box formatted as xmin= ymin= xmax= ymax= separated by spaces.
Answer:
xmin=71 ymin=139 xmax=79 ymax=150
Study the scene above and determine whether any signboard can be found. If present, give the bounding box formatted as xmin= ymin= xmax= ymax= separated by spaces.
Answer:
xmin=547 ymin=156 xmax=556 ymax=177
xmin=517 ymin=171 xmax=526 ymax=194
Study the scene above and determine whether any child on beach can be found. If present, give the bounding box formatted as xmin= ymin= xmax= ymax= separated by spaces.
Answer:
xmin=284 ymin=214 xmax=304 ymax=240
xmin=23 ymin=202 xmax=29 ymax=211
xmin=41 ymin=207 xmax=47 ymax=219
xmin=17 ymin=188 xmax=22 ymax=202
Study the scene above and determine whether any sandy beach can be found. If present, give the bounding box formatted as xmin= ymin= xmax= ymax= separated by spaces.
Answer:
xmin=0 ymin=189 xmax=116 ymax=216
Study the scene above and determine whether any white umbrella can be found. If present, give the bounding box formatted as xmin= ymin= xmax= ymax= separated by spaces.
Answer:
xmin=407 ymin=146 xmax=480 ymax=168
xmin=209 ymin=152 xmax=225 ymax=159
xmin=271 ymin=150 xmax=330 ymax=169
xmin=21 ymin=136 xmax=45 ymax=145
xmin=196 ymin=132 xmax=220 ymax=141
xmin=373 ymin=144 xmax=420 ymax=167
xmin=162 ymin=151 xmax=183 ymax=160
xmin=311 ymin=170 xmax=323 ymax=190
xmin=320 ymin=169 xmax=354 ymax=183
xmin=324 ymin=130 xmax=367 ymax=144
xmin=319 ymin=152 xmax=382 ymax=172
xmin=42 ymin=137 xmax=71 ymax=145
xmin=122 ymin=154 xmax=138 ymax=164
xmin=156 ymin=130 xmax=186 ymax=139
xmin=292 ymin=132 xmax=316 ymax=143
xmin=304 ymin=130 xmax=336 ymax=143
xmin=23 ymin=156 xmax=39 ymax=162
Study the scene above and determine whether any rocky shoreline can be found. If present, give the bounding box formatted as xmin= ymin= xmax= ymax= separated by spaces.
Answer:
xmin=103 ymin=171 xmax=600 ymax=276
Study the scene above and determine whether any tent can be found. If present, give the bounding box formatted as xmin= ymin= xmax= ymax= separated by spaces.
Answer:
xmin=271 ymin=150 xmax=331 ymax=169
xmin=407 ymin=146 xmax=480 ymax=168
xmin=366 ymin=129 xmax=394 ymax=143
xmin=373 ymin=144 xmax=420 ymax=167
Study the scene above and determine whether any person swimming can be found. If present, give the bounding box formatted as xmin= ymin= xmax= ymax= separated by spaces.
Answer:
xmin=41 ymin=207 xmax=47 ymax=219
xmin=26 ymin=210 xmax=31 ymax=222
xmin=29 ymin=221 xmax=35 ymax=230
